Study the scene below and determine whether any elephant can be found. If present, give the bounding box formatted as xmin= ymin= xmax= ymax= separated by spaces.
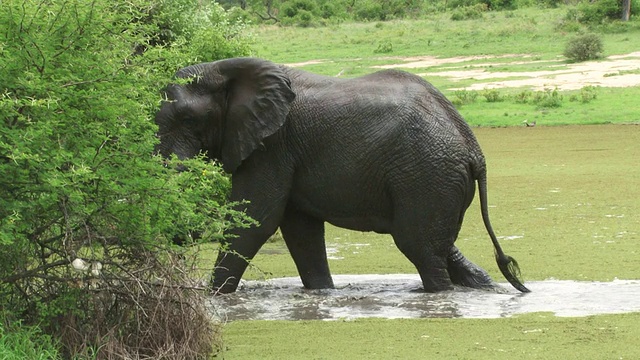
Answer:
xmin=154 ymin=57 xmax=530 ymax=294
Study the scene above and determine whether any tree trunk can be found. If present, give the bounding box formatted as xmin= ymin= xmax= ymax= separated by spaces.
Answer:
xmin=622 ymin=0 xmax=631 ymax=21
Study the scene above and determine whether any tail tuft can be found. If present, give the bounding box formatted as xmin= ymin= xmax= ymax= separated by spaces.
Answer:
xmin=496 ymin=253 xmax=531 ymax=293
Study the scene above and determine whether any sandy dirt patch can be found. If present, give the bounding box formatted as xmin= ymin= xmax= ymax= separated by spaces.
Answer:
xmin=288 ymin=52 xmax=640 ymax=90
xmin=427 ymin=54 xmax=640 ymax=91
xmin=384 ymin=52 xmax=640 ymax=90
xmin=373 ymin=54 xmax=534 ymax=69
xmin=286 ymin=59 xmax=327 ymax=67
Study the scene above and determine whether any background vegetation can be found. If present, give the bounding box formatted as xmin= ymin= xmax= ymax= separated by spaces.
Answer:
xmin=250 ymin=5 xmax=640 ymax=127
xmin=220 ymin=0 xmax=636 ymax=26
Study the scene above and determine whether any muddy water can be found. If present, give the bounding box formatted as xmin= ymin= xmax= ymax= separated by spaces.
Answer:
xmin=209 ymin=275 xmax=640 ymax=321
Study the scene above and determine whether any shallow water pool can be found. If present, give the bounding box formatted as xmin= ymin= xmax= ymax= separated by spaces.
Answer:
xmin=209 ymin=275 xmax=640 ymax=321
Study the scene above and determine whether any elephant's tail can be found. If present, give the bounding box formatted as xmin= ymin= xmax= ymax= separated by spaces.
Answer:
xmin=476 ymin=165 xmax=531 ymax=293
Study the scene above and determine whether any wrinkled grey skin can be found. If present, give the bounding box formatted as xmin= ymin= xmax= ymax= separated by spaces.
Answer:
xmin=155 ymin=57 xmax=529 ymax=294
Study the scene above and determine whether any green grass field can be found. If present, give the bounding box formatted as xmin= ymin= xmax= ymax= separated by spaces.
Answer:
xmin=251 ymin=7 xmax=640 ymax=66
xmin=223 ymin=313 xmax=639 ymax=359
xmin=217 ymin=6 xmax=640 ymax=359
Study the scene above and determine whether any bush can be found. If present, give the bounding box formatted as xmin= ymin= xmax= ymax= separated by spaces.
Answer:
xmin=569 ymin=85 xmax=599 ymax=103
xmin=451 ymin=3 xmax=488 ymax=21
xmin=580 ymin=85 xmax=599 ymax=103
xmin=448 ymin=0 xmax=507 ymax=10
xmin=0 ymin=0 xmax=251 ymax=357
xmin=374 ymin=41 xmax=394 ymax=53
xmin=532 ymin=88 xmax=563 ymax=109
xmin=513 ymin=89 xmax=533 ymax=104
xmin=564 ymin=33 xmax=604 ymax=62
xmin=353 ymin=0 xmax=411 ymax=21
xmin=355 ymin=0 xmax=386 ymax=20
xmin=482 ymin=89 xmax=504 ymax=102
xmin=281 ymin=0 xmax=324 ymax=26
xmin=452 ymin=90 xmax=480 ymax=106
xmin=537 ymin=0 xmax=563 ymax=8
xmin=485 ymin=0 xmax=517 ymax=10
xmin=282 ymin=0 xmax=317 ymax=18
xmin=568 ymin=0 xmax=640 ymax=26
xmin=319 ymin=1 xmax=339 ymax=18
xmin=577 ymin=0 xmax=622 ymax=24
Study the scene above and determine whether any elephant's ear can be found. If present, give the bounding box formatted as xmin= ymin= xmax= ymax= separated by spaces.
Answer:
xmin=215 ymin=58 xmax=296 ymax=173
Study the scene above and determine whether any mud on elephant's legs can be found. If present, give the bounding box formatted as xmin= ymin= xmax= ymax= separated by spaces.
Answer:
xmin=447 ymin=246 xmax=494 ymax=289
xmin=280 ymin=208 xmax=334 ymax=289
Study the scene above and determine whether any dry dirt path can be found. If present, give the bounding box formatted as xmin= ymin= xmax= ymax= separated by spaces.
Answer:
xmin=290 ymin=52 xmax=640 ymax=90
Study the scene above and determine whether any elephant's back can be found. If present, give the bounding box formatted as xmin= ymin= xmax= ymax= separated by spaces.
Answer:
xmin=286 ymin=70 xmax=478 ymax=167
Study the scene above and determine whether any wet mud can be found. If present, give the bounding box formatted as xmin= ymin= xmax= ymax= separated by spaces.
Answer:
xmin=209 ymin=275 xmax=640 ymax=321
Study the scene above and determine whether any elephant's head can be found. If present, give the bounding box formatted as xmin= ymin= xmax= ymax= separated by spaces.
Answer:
xmin=154 ymin=58 xmax=296 ymax=173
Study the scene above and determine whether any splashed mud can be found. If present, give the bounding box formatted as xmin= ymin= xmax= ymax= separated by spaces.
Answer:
xmin=209 ymin=275 xmax=640 ymax=321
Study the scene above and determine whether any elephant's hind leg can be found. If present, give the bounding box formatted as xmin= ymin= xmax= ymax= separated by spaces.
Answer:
xmin=447 ymin=246 xmax=494 ymax=289
xmin=280 ymin=207 xmax=334 ymax=289
xmin=391 ymin=219 xmax=457 ymax=292
xmin=394 ymin=239 xmax=453 ymax=292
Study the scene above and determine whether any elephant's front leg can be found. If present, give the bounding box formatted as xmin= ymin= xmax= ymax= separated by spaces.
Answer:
xmin=211 ymin=223 xmax=279 ymax=294
xmin=280 ymin=207 xmax=334 ymax=289
xmin=447 ymin=246 xmax=495 ymax=289
xmin=211 ymin=157 xmax=293 ymax=294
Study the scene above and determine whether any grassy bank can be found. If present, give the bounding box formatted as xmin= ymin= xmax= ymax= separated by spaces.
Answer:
xmin=223 ymin=313 xmax=639 ymax=359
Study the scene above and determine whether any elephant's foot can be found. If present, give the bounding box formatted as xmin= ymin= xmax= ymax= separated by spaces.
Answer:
xmin=300 ymin=274 xmax=335 ymax=289
xmin=418 ymin=264 xmax=455 ymax=293
xmin=210 ymin=250 xmax=252 ymax=294
xmin=447 ymin=247 xmax=494 ymax=289
xmin=210 ymin=273 xmax=240 ymax=294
